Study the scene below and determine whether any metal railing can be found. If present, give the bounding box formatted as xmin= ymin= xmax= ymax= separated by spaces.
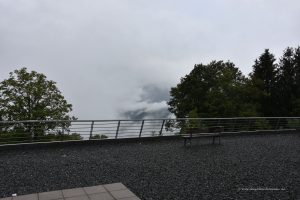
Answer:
xmin=0 ymin=117 xmax=299 ymax=145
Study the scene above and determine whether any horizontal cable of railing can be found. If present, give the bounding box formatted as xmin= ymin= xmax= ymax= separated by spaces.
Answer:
xmin=0 ymin=117 xmax=300 ymax=145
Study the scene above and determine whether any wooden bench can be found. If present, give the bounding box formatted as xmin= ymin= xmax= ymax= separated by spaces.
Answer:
xmin=181 ymin=126 xmax=224 ymax=146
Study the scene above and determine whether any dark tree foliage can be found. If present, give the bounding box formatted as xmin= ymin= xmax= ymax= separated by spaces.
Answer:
xmin=168 ymin=61 xmax=257 ymax=118
xmin=168 ymin=46 xmax=300 ymax=118
xmin=292 ymin=47 xmax=300 ymax=115
xmin=251 ymin=49 xmax=277 ymax=93
xmin=295 ymin=47 xmax=300 ymax=91
xmin=249 ymin=49 xmax=277 ymax=116
xmin=276 ymin=47 xmax=296 ymax=116
xmin=276 ymin=47 xmax=300 ymax=116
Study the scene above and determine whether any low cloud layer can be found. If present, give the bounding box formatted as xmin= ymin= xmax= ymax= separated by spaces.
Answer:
xmin=0 ymin=0 xmax=299 ymax=119
xmin=120 ymin=85 xmax=172 ymax=119
xmin=121 ymin=102 xmax=171 ymax=119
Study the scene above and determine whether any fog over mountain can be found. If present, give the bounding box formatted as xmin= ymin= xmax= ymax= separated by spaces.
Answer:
xmin=120 ymin=85 xmax=171 ymax=119
xmin=0 ymin=0 xmax=299 ymax=119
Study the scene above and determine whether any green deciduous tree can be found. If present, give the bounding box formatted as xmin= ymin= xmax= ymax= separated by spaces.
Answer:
xmin=0 ymin=68 xmax=76 ymax=141
xmin=168 ymin=61 xmax=257 ymax=118
xmin=0 ymin=68 xmax=73 ymax=121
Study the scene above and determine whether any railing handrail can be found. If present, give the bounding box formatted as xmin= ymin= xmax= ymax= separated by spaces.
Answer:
xmin=1 ymin=116 xmax=300 ymax=124
xmin=1 ymin=117 xmax=300 ymax=145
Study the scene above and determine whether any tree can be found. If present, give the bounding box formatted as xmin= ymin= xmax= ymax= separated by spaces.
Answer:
xmin=168 ymin=61 xmax=257 ymax=118
xmin=292 ymin=46 xmax=300 ymax=115
xmin=276 ymin=47 xmax=296 ymax=116
xmin=0 ymin=68 xmax=73 ymax=121
xmin=249 ymin=49 xmax=277 ymax=116
xmin=0 ymin=68 xmax=75 ymax=140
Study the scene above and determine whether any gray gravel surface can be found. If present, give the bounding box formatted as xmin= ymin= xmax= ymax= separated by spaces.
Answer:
xmin=0 ymin=133 xmax=299 ymax=200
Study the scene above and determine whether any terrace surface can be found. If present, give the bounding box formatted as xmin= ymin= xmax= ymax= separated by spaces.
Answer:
xmin=0 ymin=133 xmax=299 ymax=200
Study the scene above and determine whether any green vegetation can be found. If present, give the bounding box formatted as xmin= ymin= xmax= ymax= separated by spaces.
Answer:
xmin=0 ymin=132 xmax=32 ymax=144
xmin=287 ymin=119 xmax=300 ymax=129
xmin=42 ymin=133 xmax=82 ymax=141
xmin=90 ymin=134 xmax=108 ymax=139
xmin=168 ymin=61 xmax=257 ymax=118
xmin=168 ymin=46 xmax=300 ymax=118
xmin=0 ymin=68 xmax=74 ymax=121
xmin=254 ymin=119 xmax=272 ymax=130
xmin=0 ymin=129 xmax=83 ymax=144
xmin=0 ymin=68 xmax=77 ymax=143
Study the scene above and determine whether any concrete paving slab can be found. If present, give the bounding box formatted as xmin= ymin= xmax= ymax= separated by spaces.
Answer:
xmin=64 ymin=196 xmax=89 ymax=200
xmin=88 ymin=192 xmax=114 ymax=200
xmin=104 ymin=183 xmax=127 ymax=191
xmin=110 ymin=189 xmax=136 ymax=199
xmin=39 ymin=190 xmax=63 ymax=200
xmin=62 ymin=188 xmax=85 ymax=198
xmin=83 ymin=185 xmax=106 ymax=194
xmin=12 ymin=193 xmax=38 ymax=200
xmin=0 ymin=183 xmax=140 ymax=200
xmin=119 ymin=197 xmax=141 ymax=200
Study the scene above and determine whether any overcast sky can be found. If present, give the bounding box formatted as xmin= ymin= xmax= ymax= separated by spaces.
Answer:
xmin=0 ymin=0 xmax=299 ymax=119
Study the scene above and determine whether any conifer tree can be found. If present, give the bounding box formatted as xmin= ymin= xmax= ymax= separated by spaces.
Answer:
xmin=276 ymin=47 xmax=295 ymax=116
xmin=250 ymin=49 xmax=277 ymax=116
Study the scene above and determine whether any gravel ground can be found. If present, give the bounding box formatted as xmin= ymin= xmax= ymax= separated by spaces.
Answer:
xmin=0 ymin=133 xmax=299 ymax=200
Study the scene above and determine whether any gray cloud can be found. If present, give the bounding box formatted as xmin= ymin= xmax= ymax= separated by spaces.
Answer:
xmin=121 ymin=108 xmax=171 ymax=120
xmin=140 ymin=85 xmax=170 ymax=103
xmin=120 ymin=84 xmax=171 ymax=119
xmin=0 ymin=0 xmax=299 ymax=119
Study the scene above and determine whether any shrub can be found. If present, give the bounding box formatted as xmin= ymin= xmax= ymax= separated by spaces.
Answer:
xmin=0 ymin=131 xmax=32 ymax=144
xmin=287 ymin=119 xmax=300 ymax=129
xmin=42 ymin=133 xmax=82 ymax=141
xmin=90 ymin=134 xmax=108 ymax=139
xmin=0 ymin=131 xmax=82 ymax=144
xmin=254 ymin=119 xmax=271 ymax=130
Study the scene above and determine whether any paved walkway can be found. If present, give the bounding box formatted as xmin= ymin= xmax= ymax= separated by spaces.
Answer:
xmin=0 ymin=183 xmax=140 ymax=200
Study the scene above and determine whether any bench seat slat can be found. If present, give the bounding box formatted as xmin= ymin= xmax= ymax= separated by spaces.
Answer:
xmin=181 ymin=133 xmax=220 ymax=138
xmin=182 ymin=126 xmax=223 ymax=146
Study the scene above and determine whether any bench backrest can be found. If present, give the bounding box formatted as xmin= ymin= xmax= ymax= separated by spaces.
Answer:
xmin=186 ymin=127 xmax=208 ymax=133
xmin=186 ymin=126 xmax=224 ymax=134
xmin=208 ymin=126 xmax=224 ymax=133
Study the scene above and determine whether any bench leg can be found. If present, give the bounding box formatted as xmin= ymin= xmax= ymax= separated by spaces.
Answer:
xmin=184 ymin=138 xmax=192 ymax=147
xmin=212 ymin=136 xmax=215 ymax=144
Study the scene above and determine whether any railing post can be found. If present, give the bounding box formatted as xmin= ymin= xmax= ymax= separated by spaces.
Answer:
xmin=159 ymin=120 xmax=165 ymax=136
xmin=89 ymin=121 xmax=94 ymax=140
xmin=248 ymin=118 xmax=251 ymax=131
xmin=139 ymin=120 xmax=144 ymax=138
xmin=276 ymin=118 xmax=281 ymax=130
xmin=115 ymin=120 xmax=121 ymax=139
xmin=232 ymin=119 xmax=237 ymax=132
